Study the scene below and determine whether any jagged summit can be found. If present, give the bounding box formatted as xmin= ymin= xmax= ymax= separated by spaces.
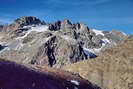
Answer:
xmin=48 ymin=19 xmax=89 ymax=31
xmin=10 ymin=16 xmax=45 ymax=29
xmin=10 ymin=16 xmax=89 ymax=32
xmin=14 ymin=16 xmax=45 ymax=25
xmin=62 ymin=19 xmax=72 ymax=25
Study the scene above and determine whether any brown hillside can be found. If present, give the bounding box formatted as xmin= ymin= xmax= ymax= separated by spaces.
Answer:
xmin=63 ymin=37 xmax=133 ymax=89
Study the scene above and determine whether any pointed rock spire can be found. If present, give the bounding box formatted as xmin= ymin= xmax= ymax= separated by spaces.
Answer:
xmin=60 ymin=19 xmax=72 ymax=29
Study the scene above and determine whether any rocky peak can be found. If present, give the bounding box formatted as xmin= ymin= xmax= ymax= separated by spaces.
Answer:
xmin=74 ymin=22 xmax=89 ymax=30
xmin=49 ymin=19 xmax=90 ymax=32
xmin=49 ymin=19 xmax=72 ymax=31
xmin=60 ymin=19 xmax=72 ymax=29
xmin=49 ymin=20 xmax=61 ymax=31
xmin=10 ymin=16 xmax=45 ymax=29
xmin=61 ymin=19 xmax=72 ymax=25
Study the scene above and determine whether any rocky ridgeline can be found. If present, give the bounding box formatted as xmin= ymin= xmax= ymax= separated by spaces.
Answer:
xmin=0 ymin=16 xmax=128 ymax=68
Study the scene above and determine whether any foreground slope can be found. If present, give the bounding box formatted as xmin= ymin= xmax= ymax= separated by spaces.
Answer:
xmin=0 ymin=59 xmax=101 ymax=89
xmin=63 ymin=37 xmax=133 ymax=89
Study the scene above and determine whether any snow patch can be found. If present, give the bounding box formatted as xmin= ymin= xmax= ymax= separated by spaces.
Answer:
xmin=15 ymin=43 xmax=24 ymax=50
xmin=70 ymin=80 xmax=80 ymax=86
xmin=83 ymin=38 xmax=110 ymax=54
xmin=16 ymin=25 xmax=49 ymax=39
xmin=83 ymin=47 xmax=97 ymax=58
xmin=31 ymin=25 xmax=49 ymax=32
xmin=122 ymin=32 xmax=127 ymax=36
xmin=102 ymin=38 xmax=110 ymax=44
xmin=92 ymin=29 xmax=104 ymax=36
xmin=83 ymin=47 xmax=101 ymax=55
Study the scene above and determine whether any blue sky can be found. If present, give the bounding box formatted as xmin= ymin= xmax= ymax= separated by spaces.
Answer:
xmin=0 ymin=0 xmax=133 ymax=34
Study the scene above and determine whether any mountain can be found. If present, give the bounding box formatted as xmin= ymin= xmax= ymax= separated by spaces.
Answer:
xmin=0 ymin=59 xmax=101 ymax=89
xmin=63 ymin=37 xmax=133 ymax=89
xmin=0 ymin=16 xmax=128 ymax=68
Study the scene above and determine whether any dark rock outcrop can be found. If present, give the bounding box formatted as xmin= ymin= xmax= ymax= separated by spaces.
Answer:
xmin=49 ymin=19 xmax=72 ymax=31
xmin=10 ymin=16 xmax=45 ymax=28
xmin=49 ymin=20 xmax=61 ymax=31
xmin=0 ymin=44 xmax=2 ymax=50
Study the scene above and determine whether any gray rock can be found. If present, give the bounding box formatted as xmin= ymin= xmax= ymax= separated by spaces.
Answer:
xmin=0 ymin=16 xmax=128 ymax=68
xmin=60 ymin=19 xmax=72 ymax=30
xmin=31 ymin=35 xmax=88 ymax=68
xmin=10 ymin=16 xmax=45 ymax=28
xmin=49 ymin=20 xmax=61 ymax=31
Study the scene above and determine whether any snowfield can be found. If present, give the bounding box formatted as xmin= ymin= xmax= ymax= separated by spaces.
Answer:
xmin=70 ymin=80 xmax=80 ymax=85
xmin=16 ymin=25 xmax=49 ymax=39
xmin=92 ymin=29 xmax=104 ymax=36
xmin=83 ymin=38 xmax=110 ymax=55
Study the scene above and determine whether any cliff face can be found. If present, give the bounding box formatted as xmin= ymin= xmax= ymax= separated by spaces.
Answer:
xmin=0 ymin=59 xmax=101 ymax=89
xmin=63 ymin=38 xmax=133 ymax=89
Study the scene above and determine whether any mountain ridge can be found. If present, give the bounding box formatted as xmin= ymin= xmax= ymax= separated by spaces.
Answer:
xmin=0 ymin=16 xmax=128 ymax=68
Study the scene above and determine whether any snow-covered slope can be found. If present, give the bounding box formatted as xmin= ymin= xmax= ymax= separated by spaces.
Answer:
xmin=16 ymin=25 xmax=49 ymax=39
xmin=92 ymin=29 xmax=104 ymax=36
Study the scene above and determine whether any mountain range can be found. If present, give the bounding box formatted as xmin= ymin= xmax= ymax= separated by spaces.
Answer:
xmin=0 ymin=16 xmax=132 ymax=89
xmin=0 ymin=16 xmax=127 ymax=67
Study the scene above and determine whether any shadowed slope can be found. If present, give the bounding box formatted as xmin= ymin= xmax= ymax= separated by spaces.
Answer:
xmin=0 ymin=59 xmax=101 ymax=89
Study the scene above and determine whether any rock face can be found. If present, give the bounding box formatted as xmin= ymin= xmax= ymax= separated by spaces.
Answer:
xmin=49 ymin=20 xmax=61 ymax=31
xmin=63 ymin=38 xmax=133 ymax=89
xmin=31 ymin=35 xmax=88 ymax=67
xmin=0 ymin=59 xmax=101 ymax=89
xmin=0 ymin=16 xmax=128 ymax=68
xmin=10 ymin=16 xmax=45 ymax=28
xmin=0 ymin=16 xmax=45 ymax=41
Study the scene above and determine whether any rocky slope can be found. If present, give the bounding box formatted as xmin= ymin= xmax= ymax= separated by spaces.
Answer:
xmin=63 ymin=37 xmax=133 ymax=89
xmin=0 ymin=16 xmax=127 ymax=67
xmin=0 ymin=59 xmax=101 ymax=89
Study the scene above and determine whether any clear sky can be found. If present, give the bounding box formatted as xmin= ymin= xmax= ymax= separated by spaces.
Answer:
xmin=0 ymin=0 xmax=133 ymax=34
